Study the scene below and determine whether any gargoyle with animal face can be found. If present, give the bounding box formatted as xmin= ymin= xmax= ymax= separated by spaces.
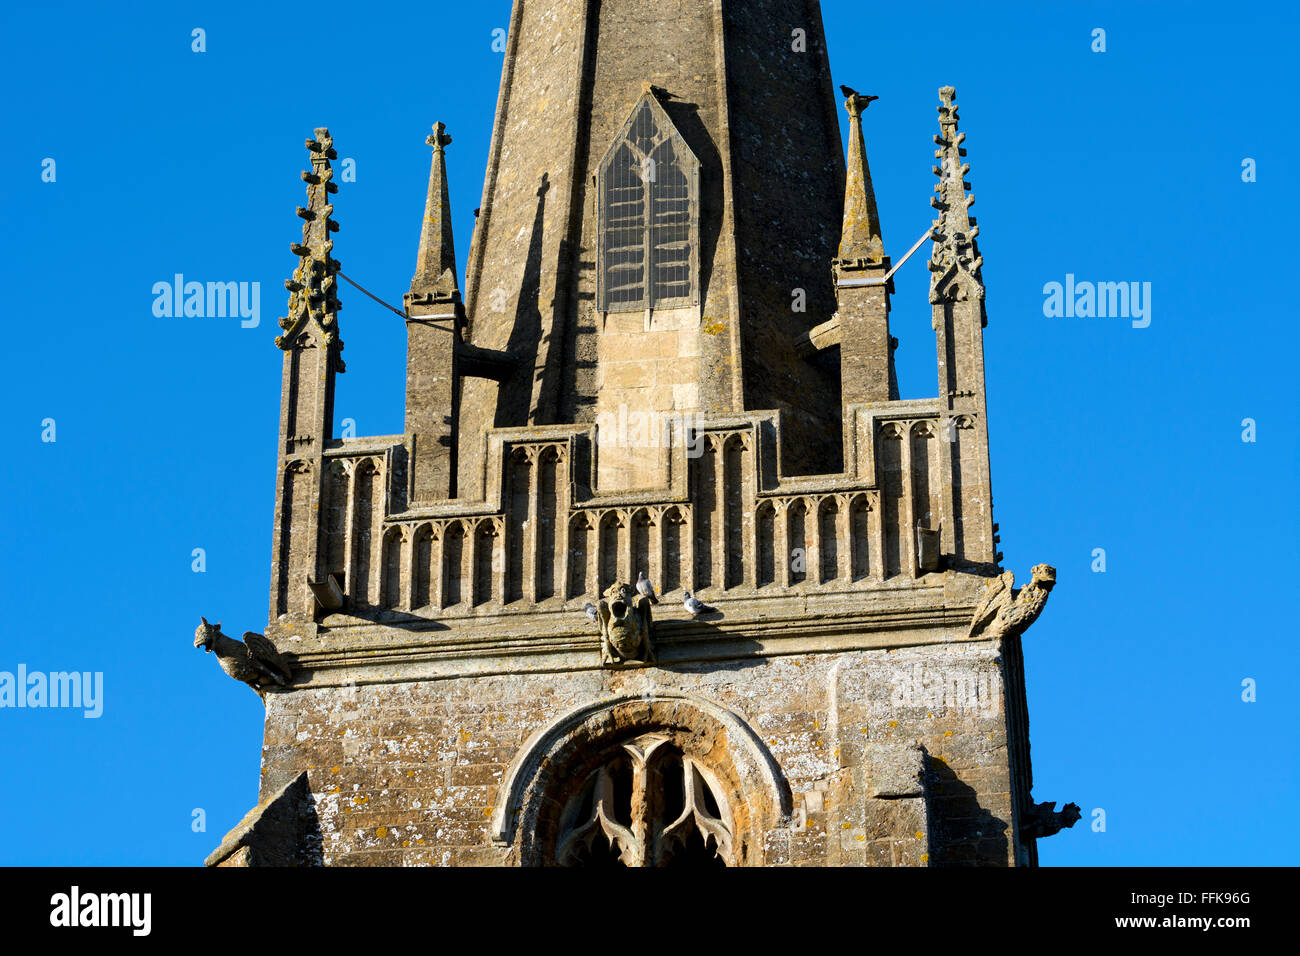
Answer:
xmin=1020 ymin=800 xmax=1082 ymax=841
xmin=596 ymin=582 xmax=655 ymax=666
xmin=968 ymin=564 xmax=1056 ymax=641
xmin=194 ymin=617 xmax=292 ymax=698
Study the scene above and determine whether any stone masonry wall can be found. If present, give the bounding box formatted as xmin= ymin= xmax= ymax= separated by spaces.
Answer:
xmin=721 ymin=0 xmax=846 ymax=474
xmin=259 ymin=639 xmax=1016 ymax=866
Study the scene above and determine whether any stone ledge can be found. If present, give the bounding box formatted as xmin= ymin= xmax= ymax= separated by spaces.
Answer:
xmin=278 ymin=614 xmax=993 ymax=688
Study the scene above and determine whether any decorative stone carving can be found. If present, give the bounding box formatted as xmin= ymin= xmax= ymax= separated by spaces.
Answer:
xmin=277 ymin=128 xmax=345 ymax=368
xmin=880 ymin=421 xmax=906 ymax=440
xmin=194 ymin=617 xmax=292 ymax=698
xmin=1020 ymin=800 xmax=1082 ymax=840
xmin=927 ymin=87 xmax=985 ymax=312
xmin=967 ymin=564 xmax=1056 ymax=641
xmin=596 ymin=581 xmax=655 ymax=666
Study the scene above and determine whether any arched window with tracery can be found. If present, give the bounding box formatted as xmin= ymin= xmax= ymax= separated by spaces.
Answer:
xmin=597 ymin=93 xmax=700 ymax=313
xmin=556 ymin=734 xmax=732 ymax=867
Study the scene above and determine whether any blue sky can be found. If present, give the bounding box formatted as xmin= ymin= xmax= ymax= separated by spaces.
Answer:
xmin=0 ymin=0 xmax=1294 ymax=866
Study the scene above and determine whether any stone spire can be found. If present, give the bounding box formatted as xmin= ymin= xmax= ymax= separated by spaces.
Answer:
xmin=827 ymin=86 xmax=894 ymax=412
xmin=457 ymin=0 xmax=848 ymax=488
xmin=928 ymin=87 xmax=984 ymax=322
xmin=277 ymin=128 xmax=345 ymax=371
xmin=837 ymin=90 xmax=885 ymax=264
xmin=406 ymin=122 xmax=460 ymax=309
xmin=403 ymin=121 xmax=463 ymax=504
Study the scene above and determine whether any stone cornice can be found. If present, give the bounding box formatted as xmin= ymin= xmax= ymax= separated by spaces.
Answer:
xmin=275 ymin=581 xmax=986 ymax=687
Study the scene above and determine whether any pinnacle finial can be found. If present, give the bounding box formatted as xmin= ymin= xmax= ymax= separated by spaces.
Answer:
xmin=306 ymin=128 xmax=338 ymax=159
xmin=928 ymin=86 xmax=985 ymax=308
xmin=407 ymin=121 xmax=461 ymax=309
xmin=427 ymin=122 xmax=452 ymax=152
xmin=836 ymin=87 xmax=884 ymax=265
xmin=276 ymin=128 xmax=345 ymax=367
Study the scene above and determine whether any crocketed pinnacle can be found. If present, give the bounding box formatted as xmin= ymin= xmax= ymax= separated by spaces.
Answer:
xmin=277 ymin=128 xmax=345 ymax=370
xmin=837 ymin=90 xmax=885 ymax=265
xmin=409 ymin=122 xmax=460 ymax=304
xmin=928 ymin=87 xmax=984 ymax=306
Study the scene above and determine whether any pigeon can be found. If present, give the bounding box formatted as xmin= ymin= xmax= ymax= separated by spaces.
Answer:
xmin=683 ymin=591 xmax=713 ymax=617
xmin=583 ymin=602 xmax=599 ymax=622
xmin=636 ymin=571 xmax=659 ymax=604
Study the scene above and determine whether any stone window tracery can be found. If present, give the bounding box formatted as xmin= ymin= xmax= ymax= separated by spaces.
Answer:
xmin=555 ymin=734 xmax=732 ymax=867
xmin=597 ymin=96 xmax=700 ymax=313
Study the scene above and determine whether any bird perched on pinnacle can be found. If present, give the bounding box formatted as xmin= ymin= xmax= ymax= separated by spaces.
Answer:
xmin=194 ymin=617 xmax=291 ymax=698
xmin=683 ymin=591 xmax=714 ymax=617
xmin=636 ymin=571 xmax=659 ymax=605
xmin=584 ymin=602 xmax=599 ymax=622
xmin=839 ymin=85 xmax=878 ymax=107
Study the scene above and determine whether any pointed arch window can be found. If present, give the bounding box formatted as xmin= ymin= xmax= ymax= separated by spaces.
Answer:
xmin=597 ymin=94 xmax=700 ymax=313
xmin=555 ymin=735 xmax=732 ymax=867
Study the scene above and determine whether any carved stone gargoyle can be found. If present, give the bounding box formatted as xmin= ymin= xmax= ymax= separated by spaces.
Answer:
xmin=194 ymin=617 xmax=292 ymax=699
xmin=968 ymin=563 xmax=1056 ymax=641
xmin=1020 ymin=800 xmax=1082 ymax=840
xmin=596 ymin=582 xmax=655 ymax=667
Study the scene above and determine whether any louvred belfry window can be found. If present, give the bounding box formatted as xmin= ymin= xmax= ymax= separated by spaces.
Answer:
xmin=598 ymin=94 xmax=700 ymax=312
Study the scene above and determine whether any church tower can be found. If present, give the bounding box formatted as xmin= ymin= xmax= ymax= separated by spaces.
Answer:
xmin=203 ymin=1 xmax=1077 ymax=868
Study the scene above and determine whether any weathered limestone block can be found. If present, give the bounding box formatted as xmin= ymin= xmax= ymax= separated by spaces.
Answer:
xmin=865 ymin=742 xmax=927 ymax=798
